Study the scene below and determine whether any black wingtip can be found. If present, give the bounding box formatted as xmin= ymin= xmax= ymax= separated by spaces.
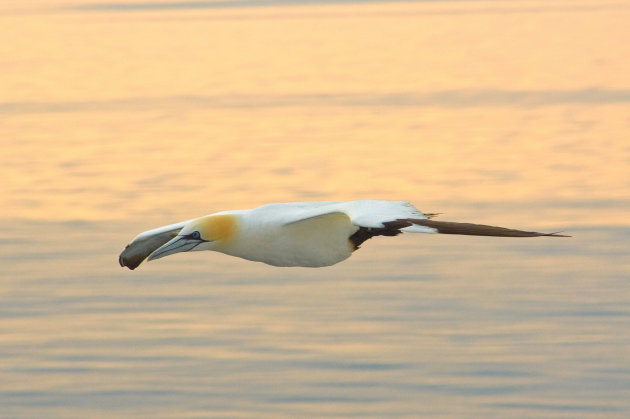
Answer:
xmin=399 ymin=218 xmax=571 ymax=238
xmin=119 ymin=245 xmax=141 ymax=270
xmin=119 ymin=257 xmax=141 ymax=270
xmin=545 ymin=232 xmax=571 ymax=237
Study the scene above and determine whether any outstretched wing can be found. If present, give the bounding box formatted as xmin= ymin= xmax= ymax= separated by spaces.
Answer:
xmin=382 ymin=218 xmax=569 ymax=237
xmin=271 ymin=200 xmax=566 ymax=236
xmin=271 ymin=200 xmax=432 ymax=228
xmin=306 ymin=201 xmax=569 ymax=249
xmin=119 ymin=220 xmax=190 ymax=270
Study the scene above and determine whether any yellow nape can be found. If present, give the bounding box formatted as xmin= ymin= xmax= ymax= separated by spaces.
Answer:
xmin=197 ymin=214 xmax=238 ymax=242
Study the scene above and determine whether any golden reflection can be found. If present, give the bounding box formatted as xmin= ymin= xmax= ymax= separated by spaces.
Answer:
xmin=1 ymin=0 xmax=628 ymax=227
xmin=1 ymin=3 xmax=628 ymax=418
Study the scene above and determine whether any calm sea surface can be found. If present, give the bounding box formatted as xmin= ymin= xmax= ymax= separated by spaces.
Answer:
xmin=1 ymin=0 xmax=629 ymax=418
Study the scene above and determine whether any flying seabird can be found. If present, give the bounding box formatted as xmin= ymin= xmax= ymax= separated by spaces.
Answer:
xmin=118 ymin=200 xmax=567 ymax=270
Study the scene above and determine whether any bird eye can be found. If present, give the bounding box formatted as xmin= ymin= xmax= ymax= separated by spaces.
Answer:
xmin=191 ymin=231 xmax=201 ymax=240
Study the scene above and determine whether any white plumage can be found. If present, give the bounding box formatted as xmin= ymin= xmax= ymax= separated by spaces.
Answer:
xmin=119 ymin=200 xmax=566 ymax=270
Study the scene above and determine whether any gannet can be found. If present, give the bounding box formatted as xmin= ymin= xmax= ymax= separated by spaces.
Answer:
xmin=118 ymin=200 xmax=567 ymax=270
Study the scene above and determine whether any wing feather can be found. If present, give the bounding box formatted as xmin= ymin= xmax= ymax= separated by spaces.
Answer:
xmin=390 ymin=219 xmax=569 ymax=237
xmin=269 ymin=200 xmax=428 ymax=228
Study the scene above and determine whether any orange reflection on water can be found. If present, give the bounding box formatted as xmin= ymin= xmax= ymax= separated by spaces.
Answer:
xmin=1 ymin=0 xmax=629 ymax=227
xmin=1 ymin=2 xmax=630 ymax=418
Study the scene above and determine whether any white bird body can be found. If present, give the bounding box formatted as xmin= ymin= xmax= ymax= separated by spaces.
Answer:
xmin=119 ymin=200 xmax=566 ymax=270
xmin=224 ymin=210 xmax=356 ymax=267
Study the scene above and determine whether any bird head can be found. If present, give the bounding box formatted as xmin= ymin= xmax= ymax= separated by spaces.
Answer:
xmin=147 ymin=214 xmax=237 ymax=262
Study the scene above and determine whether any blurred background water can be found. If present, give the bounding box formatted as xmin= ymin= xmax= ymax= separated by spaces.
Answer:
xmin=1 ymin=0 xmax=629 ymax=417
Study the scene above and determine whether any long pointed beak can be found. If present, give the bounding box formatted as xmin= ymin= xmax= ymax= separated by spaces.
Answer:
xmin=147 ymin=235 xmax=203 ymax=262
